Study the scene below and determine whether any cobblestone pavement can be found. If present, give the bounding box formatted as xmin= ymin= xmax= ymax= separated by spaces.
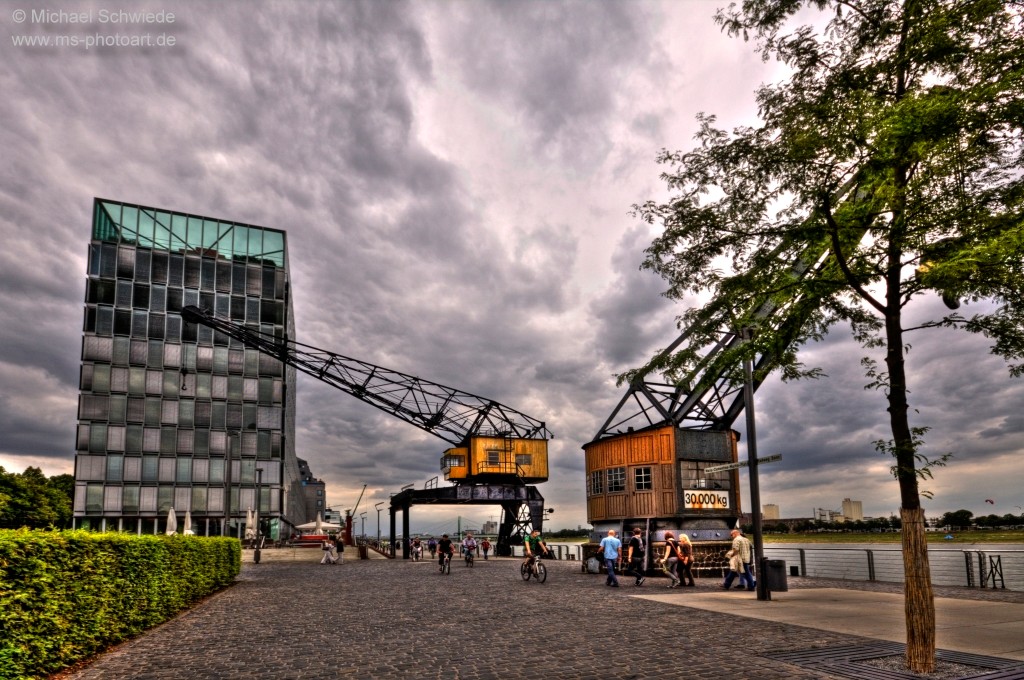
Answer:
xmin=59 ymin=553 xmax=1024 ymax=680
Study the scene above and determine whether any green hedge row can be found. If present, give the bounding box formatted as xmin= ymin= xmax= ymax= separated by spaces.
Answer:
xmin=0 ymin=529 xmax=240 ymax=680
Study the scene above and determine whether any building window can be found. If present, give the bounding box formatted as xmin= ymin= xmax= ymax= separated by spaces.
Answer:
xmin=515 ymin=453 xmax=532 ymax=466
xmin=441 ymin=454 xmax=465 ymax=469
xmin=590 ymin=470 xmax=604 ymax=494
xmin=607 ymin=467 xmax=626 ymax=493
xmin=679 ymin=461 xmax=731 ymax=490
xmin=487 ymin=450 xmax=500 ymax=465
xmin=633 ymin=466 xmax=652 ymax=491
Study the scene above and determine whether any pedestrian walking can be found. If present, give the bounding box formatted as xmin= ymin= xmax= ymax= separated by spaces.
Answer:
xmin=320 ymin=538 xmax=338 ymax=565
xmin=658 ymin=532 xmax=682 ymax=588
xmin=480 ymin=538 xmax=491 ymax=560
xmin=625 ymin=527 xmax=646 ymax=586
xmin=722 ymin=529 xmax=755 ymax=590
xmin=598 ymin=529 xmax=622 ymax=587
xmin=677 ymin=533 xmax=696 ymax=587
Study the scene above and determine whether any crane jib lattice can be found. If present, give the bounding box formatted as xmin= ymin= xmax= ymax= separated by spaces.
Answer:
xmin=593 ymin=179 xmax=869 ymax=440
xmin=181 ymin=306 xmax=551 ymax=447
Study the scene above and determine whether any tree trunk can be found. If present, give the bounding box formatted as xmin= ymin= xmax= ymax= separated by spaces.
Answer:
xmin=902 ymin=507 xmax=936 ymax=673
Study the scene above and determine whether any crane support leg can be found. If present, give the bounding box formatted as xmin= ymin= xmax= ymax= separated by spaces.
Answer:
xmin=495 ymin=487 xmax=545 ymax=556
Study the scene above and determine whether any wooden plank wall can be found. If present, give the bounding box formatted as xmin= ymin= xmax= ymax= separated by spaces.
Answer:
xmin=585 ymin=426 xmax=675 ymax=521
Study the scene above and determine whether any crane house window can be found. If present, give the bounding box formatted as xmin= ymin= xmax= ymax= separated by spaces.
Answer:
xmin=441 ymin=454 xmax=464 ymax=469
xmin=633 ymin=466 xmax=652 ymax=490
xmin=607 ymin=467 xmax=626 ymax=493
xmin=487 ymin=450 xmax=500 ymax=466
xmin=590 ymin=470 xmax=604 ymax=494
xmin=515 ymin=453 xmax=532 ymax=466
xmin=680 ymin=461 xmax=731 ymax=490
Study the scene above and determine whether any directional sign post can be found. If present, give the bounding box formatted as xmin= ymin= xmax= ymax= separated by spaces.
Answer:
xmin=704 ymin=454 xmax=782 ymax=475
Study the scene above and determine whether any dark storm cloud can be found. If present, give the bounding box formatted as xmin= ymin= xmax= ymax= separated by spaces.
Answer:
xmin=1 ymin=0 xmax=1020 ymax=527
xmin=435 ymin=0 xmax=655 ymax=171
xmin=589 ymin=224 xmax=677 ymax=367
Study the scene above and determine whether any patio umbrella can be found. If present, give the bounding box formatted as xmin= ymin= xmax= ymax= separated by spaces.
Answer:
xmin=183 ymin=509 xmax=195 ymax=535
xmin=165 ymin=507 xmax=177 ymax=535
xmin=314 ymin=511 xmax=323 ymax=534
xmin=245 ymin=508 xmax=256 ymax=540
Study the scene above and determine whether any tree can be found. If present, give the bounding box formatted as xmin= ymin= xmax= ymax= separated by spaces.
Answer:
xmin=631 ymin=1 xmax=1023 ymax=671
xmin=939 ymin=509 xmax=973 ymax=529
xmin=0 ymin=466 xmax=74 ymax=529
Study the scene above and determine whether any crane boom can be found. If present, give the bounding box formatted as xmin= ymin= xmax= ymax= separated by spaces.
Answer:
xmin=181 ymin=306 xmax=550 ymax=447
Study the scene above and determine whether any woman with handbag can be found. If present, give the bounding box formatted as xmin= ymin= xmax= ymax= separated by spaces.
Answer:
xmin=659 ymin=532 xmax=682 ymax=588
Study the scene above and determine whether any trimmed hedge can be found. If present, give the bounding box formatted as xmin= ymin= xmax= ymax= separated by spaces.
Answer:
xmin=0 ymin=529 xmax=240 ymax=679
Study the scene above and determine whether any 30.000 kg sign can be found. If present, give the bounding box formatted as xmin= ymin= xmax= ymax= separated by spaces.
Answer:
xmin=683 ymin=490 xmax=729 ymax=509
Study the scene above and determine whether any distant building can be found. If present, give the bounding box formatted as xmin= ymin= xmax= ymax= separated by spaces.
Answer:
xmin=762 ymin=504 xmax=780 ymax=520
xmin=482 ymin=520 xmax=498 ymax=535
xmin=297 ymin=457 xmax=326 ymax=520
xmin=813 ymin=507 xmax=845 ymax=523
xmin=842 ymin=498 xmax=864 ymax=521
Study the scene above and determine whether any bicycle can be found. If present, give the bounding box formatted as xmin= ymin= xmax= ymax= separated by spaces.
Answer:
xmin=464 ymin=548 xmax=474 ymax=568
xmin=520 ymin=553 xmax=547 ymax=583
xmin=412 ymin=545 xmax=422 ymax=562
xmin=440 ymin=551 xmax=452 ymax=575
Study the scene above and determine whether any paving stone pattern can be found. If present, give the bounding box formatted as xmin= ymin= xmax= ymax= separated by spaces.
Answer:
xmin=60 ymin=555 xmax=1012 ymax=680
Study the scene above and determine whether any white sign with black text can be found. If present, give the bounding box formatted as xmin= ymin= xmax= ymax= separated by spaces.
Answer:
xmin=682 ymin=489 xmax=730 ymax=509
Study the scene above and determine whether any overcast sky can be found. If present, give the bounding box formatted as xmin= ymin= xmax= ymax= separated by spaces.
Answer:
xmin=2 ymin=0 xmax=1021 ymax=534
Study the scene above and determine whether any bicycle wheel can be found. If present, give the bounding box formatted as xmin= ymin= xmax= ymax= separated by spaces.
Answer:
xmin=467 ymin=554 xmax=474 ymax=568
xmin=520 ymin=562 xmax=531 ymax=581
xmin=443 ymin=559 xmax=451 ymax=575
xmin=535 ymin=562 xmax=547 ymax=583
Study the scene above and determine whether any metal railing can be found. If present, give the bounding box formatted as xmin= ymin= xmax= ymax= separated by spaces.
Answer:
xmin=762 ymin=547 xmax=1024 ymax=591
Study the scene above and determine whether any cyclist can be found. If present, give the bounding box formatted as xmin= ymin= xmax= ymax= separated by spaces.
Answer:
xmin=411 ymin=537 xmax=423 ymax=561
xmin=462 ymin=532 xmax=478 ymax=563
xmin=437 ymin=533 xmax=455 ymax=572
xmin=521 ymin=529 xmax=548 ymax=570
xmin=427 ymin=537 xmax=437 ymax=559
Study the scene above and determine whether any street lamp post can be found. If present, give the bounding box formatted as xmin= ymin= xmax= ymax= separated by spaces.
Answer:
xmin=374 ymin=502 xmax=383 ymax=548
xmin=741 ymin=326 xmax=769 ymax=602
xmin=254 ymin=467 xmax=263 ymax=564
xmin=360 ymin=512 xmax=367 ymax=540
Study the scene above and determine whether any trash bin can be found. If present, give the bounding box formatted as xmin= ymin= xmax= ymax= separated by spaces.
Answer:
xmin=763 ymin=559 xmax=788 ymax=592
xmin=358 ymin=544 xmax=368 ymax=560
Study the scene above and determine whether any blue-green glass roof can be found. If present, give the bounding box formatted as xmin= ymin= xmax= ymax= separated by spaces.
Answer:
xmin=93 ymin=198 xmax=286 ymax=268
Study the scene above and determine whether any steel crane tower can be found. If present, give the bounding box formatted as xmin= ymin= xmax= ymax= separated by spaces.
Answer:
xmin=181 ymin=306 xmax=552 ymax=557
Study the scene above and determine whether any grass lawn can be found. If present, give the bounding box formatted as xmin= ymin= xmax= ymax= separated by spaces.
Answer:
xmin=763 ymin=530 xmax=1024 ymax=544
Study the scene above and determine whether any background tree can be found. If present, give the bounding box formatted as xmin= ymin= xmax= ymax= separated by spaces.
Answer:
xmin=939 ymin=509 xmax=974 ymax=529
xmin=631 ymin=0 xmax=1022 ymax=672
xmin=0 ymin=466 xmax=74 ymax=529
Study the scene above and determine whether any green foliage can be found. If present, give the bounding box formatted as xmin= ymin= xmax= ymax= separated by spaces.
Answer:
xmin=0 ymin=529 xmax=240 ymax=679
xmin=0 ymin=467 xmax=74 ymax=530
xmin=940 ymin=508 xmax=974 ymax=528
xmin=631 ymin=0 xmax=1023 ymax=511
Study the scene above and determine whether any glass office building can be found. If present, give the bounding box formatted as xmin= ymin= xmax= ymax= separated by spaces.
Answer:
xmin=74 ymin=198 xmax=304 ymax=537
